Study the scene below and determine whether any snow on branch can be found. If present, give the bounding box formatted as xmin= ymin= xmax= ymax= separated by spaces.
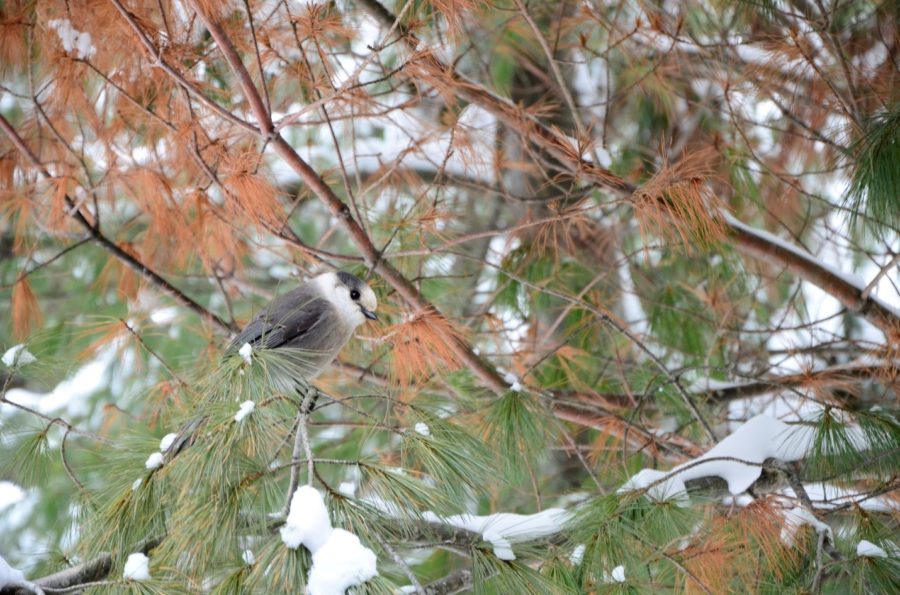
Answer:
xmin=421 ymin=508 xmax=571 ymax=561
xmin=619 ymin=414 xmax=864 ymax=499
xmin=281 ymin=486 xmax=378 ymax=594
xmin=723 ymin=212 xmax=900 ymax=336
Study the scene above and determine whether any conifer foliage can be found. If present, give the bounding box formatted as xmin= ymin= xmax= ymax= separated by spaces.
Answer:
xmin=1 ymin=0 xmax=898 ymax=593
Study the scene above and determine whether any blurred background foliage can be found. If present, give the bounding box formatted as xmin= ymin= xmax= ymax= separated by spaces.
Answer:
xmin=0 ymin=0 xmax=898 ymax=592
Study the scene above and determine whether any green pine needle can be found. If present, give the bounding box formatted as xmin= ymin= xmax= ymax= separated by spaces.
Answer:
xmin=401 ymin=412 xmax=496 ymax=504
xmin=848 ymin=105 xmax=900 ymax=230
xmin=482 ymin=391 xmax=552 ymax=481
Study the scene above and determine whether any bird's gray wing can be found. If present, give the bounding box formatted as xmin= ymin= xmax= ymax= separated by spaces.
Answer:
xmin=227 ymin=285 xmax=329 ymax=351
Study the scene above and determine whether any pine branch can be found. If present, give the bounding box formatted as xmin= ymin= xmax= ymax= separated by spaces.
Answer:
xmin=107 ymin=0 xmax=258 ymax=134
xmin=420 ymin=570 xmax=473 ymax=595
xmin=186 ymin=1 xmax=510 ymax=393
xmin=696 ymin=361 xmax=898 ymax=406
xmin=723 ymin=213 xmax=900 ymax=338
xmin=0 ymin=538 xmax=161 ymax=595
xmin=356 ymin=0 xmax=900 ymax=339
xmin=0 ymin=114 xmax=238 ymax=334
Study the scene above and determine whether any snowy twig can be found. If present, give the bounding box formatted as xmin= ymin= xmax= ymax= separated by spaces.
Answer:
xmin=694 ymin=360 xmax=898 ymax=405
xmin=0 ymin=537 xmax=160 ymax=595
xmin=283 ymin=388 xmax=318 ymax=515
xmin=40 ymin=580 xmax=115 ymax=594
xmin=370 ymin=533 xmax=425 ymax=594
xmin=769 ymin=460 xmax=844 ymax=562
xmin=723 ymin=213 xmax=900 ymax=336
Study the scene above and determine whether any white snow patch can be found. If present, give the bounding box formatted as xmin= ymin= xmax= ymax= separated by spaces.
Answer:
xmin=0 ymin=481 xmax=25 ymax=511
xmin=617 ymin=251 xmax=648 ymax=334
xmin=414 ymin=422 xmax=431 ymax=437
xmin=502 ymin=372 xmax=524 ymax=392
xmin=144 ymin=452 xmax=164 ymax=470
xmin=423 ymin=508 xmax=569 ymax=561
xmin=48 ymin=19 xmax=96 ymax=59
xmin=131 ymin=478 xmax=142 ymax=491
xmin=2 ymin=344 xmax=36 ymax=367
xmin=570 ymin=544 xmax=586 ymax=565
xmin=796 ymin=482 xmax=900 ymax=513
xmin=307 ymin=529 xmax=378 ymax=595
xmin=150 ymin=307 xmax=178 ymax=325
xmin=242 ymin=549 xmax=255 ymax=565
xmin=238 ymin=342 xmax=253 ymax=364
xmin=621 ymin=415 xmax=828 ymax=499
xmin=159 ymin=433 xmax=177 ymax=453
xmin=281 ymin=486 xmax=378 ymax=593
xmin=604 ymin=565 xmax=626 ymax=583
xmin=484 ymin=529 xmax=515 ymax=560
xmin=857 ymin=540 xmax=888 ymax=558
xmin=781 ymin=507 xmax=832 ymax=546
xmin=234 ymin=400 xmax=255 ymax=422
xmin=123 ymin=552 xmax=151 ymax=580
xmin=280 ymin=486 xmax=334 ymax=552
xmin=269 ymin=264 xmax=297 ymax=280
xmin=338 ymin=482 xmax=357 ymax=497
xmin=0 ymin=553 xmax=26 ymax=590
xmin=618 ymin=468 xmax=688 ymax=502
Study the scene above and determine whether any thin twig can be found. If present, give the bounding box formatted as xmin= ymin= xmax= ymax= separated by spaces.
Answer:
xmin=0 ymin=114 xmax=238 ymax=333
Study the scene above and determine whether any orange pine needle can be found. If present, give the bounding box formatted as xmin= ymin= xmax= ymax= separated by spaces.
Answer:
xmin=632 ymin=147 xmax=727 ymax=253
xmin=384 ymin=308 xmax=465 ymax=387
xmin=11 ymin=277 xmax=43 ymax=339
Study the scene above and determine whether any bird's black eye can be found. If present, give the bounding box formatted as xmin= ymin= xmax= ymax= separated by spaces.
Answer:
xmin=350 ymin=289 xmax=360 ymax=300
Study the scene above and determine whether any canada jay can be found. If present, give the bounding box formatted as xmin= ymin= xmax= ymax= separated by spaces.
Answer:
xmin=228 ymin=271 xmax=378 ymax=379
xmin=167 ymin=272 xmax=377 ymax=457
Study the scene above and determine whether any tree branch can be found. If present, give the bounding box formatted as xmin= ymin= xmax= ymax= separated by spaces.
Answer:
xmin=1 ymin=538 xmax=161 ymax=595
xmin=356 ymin=0 xmax=900 ymax=339
xmin=188 ymin=1 xmax=509 ymax=393
xmin=0 ymin=114 xmax=237 ymax=333
xmin=724 ymin=213 xmax=900 ymax=338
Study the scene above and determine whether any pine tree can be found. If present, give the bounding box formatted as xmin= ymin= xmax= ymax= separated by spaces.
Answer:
xmin=1 ymin=1 xmax=897 ymax=593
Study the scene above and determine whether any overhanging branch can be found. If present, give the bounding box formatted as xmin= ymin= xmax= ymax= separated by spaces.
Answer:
xmin=355 ymin=0 xmax=900 ymax=339
xmin=0 ymin=115 xmax=238 ymax=334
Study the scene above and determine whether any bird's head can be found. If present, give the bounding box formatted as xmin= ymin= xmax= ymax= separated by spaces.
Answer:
xmin=316 ymin=271 xmax=378 ymax=327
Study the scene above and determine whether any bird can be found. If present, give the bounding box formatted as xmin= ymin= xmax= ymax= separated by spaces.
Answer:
xmin=227 ymin=271 xmax=378 ymax=382
xmin=166 ymin=271 xmax=377 ymax=458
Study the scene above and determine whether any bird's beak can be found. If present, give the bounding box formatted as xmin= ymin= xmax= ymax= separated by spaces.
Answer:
xmin=361 ymin=307 xmax=378 ymax=321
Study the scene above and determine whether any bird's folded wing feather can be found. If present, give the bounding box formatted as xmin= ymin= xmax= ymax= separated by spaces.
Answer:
xmin=227 ymin=287 xmax=328 ymax=351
